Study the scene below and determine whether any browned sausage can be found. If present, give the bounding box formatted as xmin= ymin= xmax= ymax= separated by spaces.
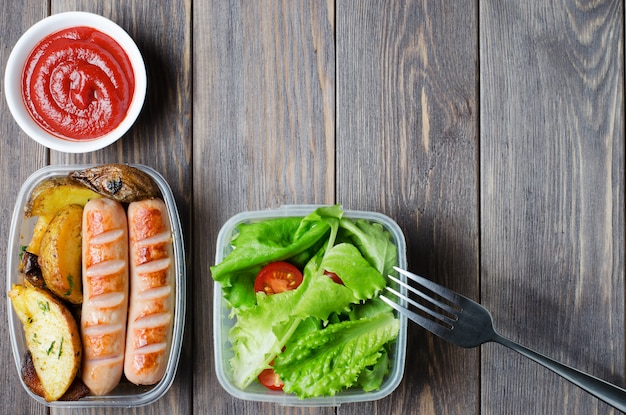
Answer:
xmin=124 ymin=198 xmax=174 ymax=385
xmin=80 ymin=198 xmax=129 ymax=396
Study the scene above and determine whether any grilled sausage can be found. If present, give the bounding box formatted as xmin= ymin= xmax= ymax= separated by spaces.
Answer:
xmin=80 ymin=198 xmax=129 ymax=396
xmin=124 ymin=198 xmax=174 ymax=385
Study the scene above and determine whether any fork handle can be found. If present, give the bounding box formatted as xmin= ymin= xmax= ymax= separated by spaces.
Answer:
xmin=493 ymin=333 xmax=626 ymax=411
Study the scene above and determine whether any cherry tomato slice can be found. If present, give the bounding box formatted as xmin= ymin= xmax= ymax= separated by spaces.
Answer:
xmin=324 ymin=270 xmax=344 ymax=285
xmin=254 ymin=262 xmax=303 ymax=294
xmin=258 ymin=368 xmax=284 ymax=391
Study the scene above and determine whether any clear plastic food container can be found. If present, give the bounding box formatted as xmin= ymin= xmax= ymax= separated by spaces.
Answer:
xmin=6 ymin=164 xmax=186 ymax=408
xmin=213 ymin=205 xmax=407 ymax=406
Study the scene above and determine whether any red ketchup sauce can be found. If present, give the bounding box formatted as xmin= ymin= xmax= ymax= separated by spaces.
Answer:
xmin=22 ymin=26 xmax=135 ymax=141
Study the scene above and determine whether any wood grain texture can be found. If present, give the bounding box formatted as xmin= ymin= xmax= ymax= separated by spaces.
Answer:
xmin=0 ymin=4 xmax=48 ymax=415
xmin=193 ymin=1 xmax=335 ymax=414
xmin=337 ymin=1 xmax=479 ymax=414
xmin=480 ymin=0 xmax=624 ymax=413
xmin=2 ymin=1 xmax=624 ymax=414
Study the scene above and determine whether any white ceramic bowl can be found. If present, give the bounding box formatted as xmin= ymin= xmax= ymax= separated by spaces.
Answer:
xmin=4 ymin=12 xmax=147 ymax=153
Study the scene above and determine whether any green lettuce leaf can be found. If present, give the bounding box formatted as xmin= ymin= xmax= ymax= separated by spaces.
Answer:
xmin=227 ymin=290 xmax=302 ymax=388
xmin=274 ymin=311 xmax=400 ymax=398
xmin=292 ymin=243 xmax=387 ymax=319
xmin=227 ymin=241 xmax=387 ymax=388
xmin=357 ymin=347 xmax=391 ymax=392
xmin=339 ymin=217 xmax=397 ymax=276
xmin=212 ymin=205 xmax=401 ymax=395
xmin=210 ymin=205 xmax=344 ymax=308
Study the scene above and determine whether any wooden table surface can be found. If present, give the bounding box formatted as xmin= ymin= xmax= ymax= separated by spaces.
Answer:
xmin=1 ymin=1 xmax=624 ymax=414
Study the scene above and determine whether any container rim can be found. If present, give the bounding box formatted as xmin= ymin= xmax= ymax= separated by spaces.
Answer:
xmin=212 ymin=204 xmax=408 ymax=406
xmin=6 ymin=164 xmax=186 ymax=408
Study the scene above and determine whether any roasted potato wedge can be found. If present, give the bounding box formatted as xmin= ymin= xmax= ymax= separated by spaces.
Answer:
xmin=69 ymin=164 xmax=161 ymax=203
xmin=9 ymin=284 xmax=82 ymax=402
xmin=38 ymin=204 xmax=84 ymax=304
xmin=25 ymin=177 xmax=101 ymax=218
xmin=21 ymin=350 xmax=90 ymax=401
xmin=58 ymin=375 xmax=90 ymax=401
xmin=27 ymin=217 xmax=51 ymax=257
xmin=21 ymin=251 xmax=45 ymax=288
xmin=25 ymin=177 xmax=101 ymax=256
xmin=21 ymin=350 xmax=45 ymax=398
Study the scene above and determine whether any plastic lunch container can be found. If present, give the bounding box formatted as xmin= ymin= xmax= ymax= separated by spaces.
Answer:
xmin=213 ymin=205 xmax=408 ymax=406
xmin=6 ymin=164 xmax=186 ymax=408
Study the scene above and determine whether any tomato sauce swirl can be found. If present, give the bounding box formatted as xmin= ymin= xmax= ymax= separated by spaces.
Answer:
xmin=22 ymin=26 xmax=135 ymax=141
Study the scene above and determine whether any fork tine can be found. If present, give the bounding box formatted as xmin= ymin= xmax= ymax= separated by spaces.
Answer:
xmin=394 ymin=266 xmax=463 ymax=305
xmin=387 ymin=274 xmax=459 ymax=317
xmin=385 ymin=285 xmax=456 ymax=326
xmin=380 ymin=295 xmax=452 ymax=338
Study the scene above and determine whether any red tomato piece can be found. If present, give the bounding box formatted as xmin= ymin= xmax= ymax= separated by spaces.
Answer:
xmin=254 ymin=262 xmax=303 ymax=294
xmin=258 ymin=368 xmax=284 ymax=391
xmin=324 ymin=270 xmax=344 ymax=285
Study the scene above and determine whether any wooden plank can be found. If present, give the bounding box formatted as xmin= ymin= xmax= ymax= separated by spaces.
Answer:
xmin=337 ymin=1 xmax=479 ymax=414
xmin=0 ymin=3 xmax=49 ymax=415
xmin=194 ymin=1 xmax=335 ymax=413
xmin=49 ymin=1 xmax=194 ymax=414
xmin=480 ymin=0 xmax=624 ymax=413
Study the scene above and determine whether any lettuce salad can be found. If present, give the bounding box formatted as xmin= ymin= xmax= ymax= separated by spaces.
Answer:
xmin=211 ymin=205 xmax=400 ymax=398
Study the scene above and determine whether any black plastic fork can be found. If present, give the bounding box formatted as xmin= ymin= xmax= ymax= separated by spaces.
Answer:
xmin=381 ymin=267 xmax=626 ymax=412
